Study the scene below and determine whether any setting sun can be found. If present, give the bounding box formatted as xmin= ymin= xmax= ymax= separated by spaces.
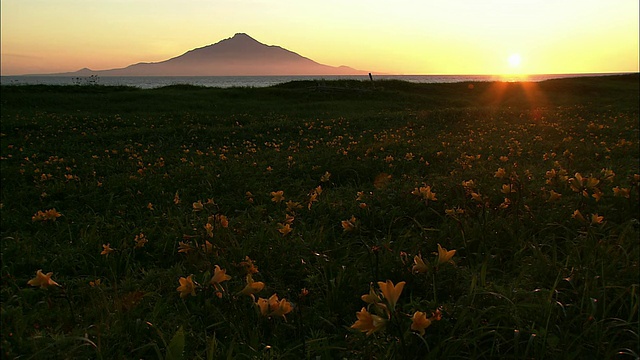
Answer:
xmin=508 ymin=54 xmax=522 ymax=68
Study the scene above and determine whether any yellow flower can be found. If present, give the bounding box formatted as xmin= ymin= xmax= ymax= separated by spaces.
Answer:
xmin=240 ymin=274 xmax=264 ymax=297
xmin=569 ymin=173 xmax=585 ymax=193
xmin=201 ymin=240 xmax=213 ymax=254
xmin=591 ymin=213 xmax=604 ymax=225
xmin=210 ymin=265 xmax=231 ymax=285
xmin=216 ymin=214 xmax=229 ymax=228
xmin=240 ymin=256 xmax=259 ymax=274
xmin=192 ymin=201 xmax=204 ymax=211
xmin=499 ymin=198 xmax=511 ymax=209
xmin=351 ymin=307 xmax=387 ymax=335
xmin=591 ymin=188 xmax=603 ymax=202
xmin=572 ymin=210 xmax=585 ymax=222
xmin=285 ymin=200 xmax=302 ymax=212
xmin=461 ymin=180 xmax=476 ymax=189
xmin=210 ymin=265 xmax=231 ymax=298
xmin=412 ymin=255 xmax=429 ymax=274
xmin=437 ymin=244 xmax=456 ymax=265
xmin=284 ymin=214 xmax=295 ymax=224
xmin=205 ymin=223 xmax=214 ymax=237
xmin=268 ymin=294 xmax=293 ymax=318
xmin=307 ymin=192 xmax=318 ymax=209
xmin=548 ymin=190 xmax=562 ymax=202
xmin=377 ymin=280 xmax=405 ymax=311
xmin=360 ymin=286 xmax=382 ymax=305
xmin=101 ymin=244 xmax=115 ymax=256
xmin=271 ymin=190 xmax=285 ymax=203
xmin=445 ymin=207 xmax=465 ymax=217
xmin=501 ymin=184 xmax=515 ymax=194
xmin=601 ymin=168 xmax=615 ymax=182
xmin=256 ymin=297 xmax=270 ymax=316
xmin=27 ymin=269 xmax=60 ymax=288
xmin=412 ymin=185 xmax=437 ymax=202
xmin=177 ymin=241 xmax=193 ymax=254
xmin=177 ymin=275 xmax=196 ymax=298
xmin=613 ymin=186 xmax=630 ymax=198
xmin=494 ymin=168 xmax=506 ymax=178
xmin=471 ymin=192 xmax=484 ymax=203
xmin=32 ymin=208 xmax=62 ymax=222
xmin=278 ymin=223 xmax=292 ymax=236
xmin=341 ymin=216 xmax=357 ymax=232
xmin=410 ymin=311 xmax=432 ymax=336
xmin=134 ymin=233 xmax=148 ymax=249
xmin=585 ymin=177 xmax=600 ymax=190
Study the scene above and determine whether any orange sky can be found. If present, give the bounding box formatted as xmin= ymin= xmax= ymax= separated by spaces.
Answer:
xmin=1 ymin=0 xmax=638 ymax=75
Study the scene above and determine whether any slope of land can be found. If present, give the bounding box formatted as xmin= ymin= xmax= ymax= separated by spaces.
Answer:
xmin=56 ymin=33 xmax=368 ymax=76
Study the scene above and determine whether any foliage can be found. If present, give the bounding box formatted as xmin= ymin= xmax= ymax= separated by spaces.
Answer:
xmin=1 ymin=74 xmax=638 ymax=359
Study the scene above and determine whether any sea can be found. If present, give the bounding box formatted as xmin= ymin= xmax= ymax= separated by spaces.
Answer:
xmin=0 ymin=73 xmax=628 ymax=89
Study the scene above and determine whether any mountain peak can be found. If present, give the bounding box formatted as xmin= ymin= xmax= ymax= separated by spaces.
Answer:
xmin=66 ymin=33 xmax=369 ymax=76
xmin=232 ymin=33 xmax=252 ymax=39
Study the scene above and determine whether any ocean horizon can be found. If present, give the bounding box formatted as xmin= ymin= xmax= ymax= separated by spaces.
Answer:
xmin=0 ymin=73 xmax=631 ymax=89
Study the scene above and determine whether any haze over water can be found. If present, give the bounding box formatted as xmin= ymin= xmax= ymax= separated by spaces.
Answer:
xmin=0 ymin=73 xmax=626 ymax=89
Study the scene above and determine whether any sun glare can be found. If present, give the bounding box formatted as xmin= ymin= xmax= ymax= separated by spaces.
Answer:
xmin=508 ymin=54 xmax=522 ymax=68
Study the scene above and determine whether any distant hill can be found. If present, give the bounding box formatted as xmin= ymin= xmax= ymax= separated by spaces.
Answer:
xmin=57 ymin=33 xmax=369 ymax=76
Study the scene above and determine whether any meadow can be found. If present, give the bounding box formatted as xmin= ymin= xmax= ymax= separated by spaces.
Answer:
xmin=1 ymin=74 xmax=638 ymax=359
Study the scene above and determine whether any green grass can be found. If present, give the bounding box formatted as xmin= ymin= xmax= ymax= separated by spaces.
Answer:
xmin=1 ymin=74 xmax=639 ymax=359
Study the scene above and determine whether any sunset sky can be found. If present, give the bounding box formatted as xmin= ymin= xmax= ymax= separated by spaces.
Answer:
xmin=1 ymin=0 xmax=638 ymax=76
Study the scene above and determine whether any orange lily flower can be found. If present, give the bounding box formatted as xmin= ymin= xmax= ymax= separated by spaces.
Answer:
xmin=240 ymin=256 xmax=259 ymax=274
xmin=268 ymin=294 xmax=293 ymax=318
xmin=341 ymin=216 xmax=357 ymax=232
xmin=572 ymin=210 xmax=585 ymax=222
xmin=192 ymin=201 xmax=204 ymax=211
xmin=410 ymin=311 xmax=432 ymax=336
xmin=210 ymin=265 xmax=231 ymax=298
xmin=377 ymin=280 xmax=405 ymax=311
xmin=278 ymin=223 xmax=292 ymax=236
xmin=271 ymin=190 xmax=285 ymax=203
xmin=412 ymin=255 xmax=429 ymax=274
xmin=177 ymin=275 xmax=196 ymax=298
xmin=240 ymin=274 xmax=264 ymax=297
xmin=27 ymin=269 xmax=60 ymax=288
xmin=437 ymin=244 xmax=456 ymax=265
xmin=351 ymin=307 xmax=387 ymax=335
xmin=177 ymin=241 xmax=193 ymax=254
xmin=101 ymin=244 xmax=115 ymax=256
xmin=591 ymin=213 xmax=604 ymax=225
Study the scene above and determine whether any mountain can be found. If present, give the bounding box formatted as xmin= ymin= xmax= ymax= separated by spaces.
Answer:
xmin=63 ymin=33 xmax=369 ymax=76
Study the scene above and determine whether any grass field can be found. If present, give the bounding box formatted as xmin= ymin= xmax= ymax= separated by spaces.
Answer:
xmin=1 ymin=74 xmax=638 ymax=359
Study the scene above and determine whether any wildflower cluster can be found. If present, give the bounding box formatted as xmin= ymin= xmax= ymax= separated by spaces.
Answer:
xmin=351 ymin=243 xmax=455 ymax=339
xmin=351 ymin=280 xmax=441 ymax=337
xmin=31 ymin=208 xmax=62 ymax=222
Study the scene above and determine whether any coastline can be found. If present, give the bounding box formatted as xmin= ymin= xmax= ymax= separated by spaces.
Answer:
xmin=1 ymin=72 xmax=633 ymax=89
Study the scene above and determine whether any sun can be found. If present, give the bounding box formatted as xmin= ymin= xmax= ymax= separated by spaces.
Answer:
xmin=508 ymin=53 xmax=522 ymax=68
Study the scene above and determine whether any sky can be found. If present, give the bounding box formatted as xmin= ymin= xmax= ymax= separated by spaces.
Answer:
xmin=1 ymin=0 xmax=638 ymax=76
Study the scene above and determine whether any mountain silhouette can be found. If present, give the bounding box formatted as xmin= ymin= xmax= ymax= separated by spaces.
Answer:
xmin=65 ymin=33 xmax=368 ymax=76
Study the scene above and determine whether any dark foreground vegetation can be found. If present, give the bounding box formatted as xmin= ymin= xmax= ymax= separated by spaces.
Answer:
xmin=1 ymin=74 xmax=638 ymax=359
